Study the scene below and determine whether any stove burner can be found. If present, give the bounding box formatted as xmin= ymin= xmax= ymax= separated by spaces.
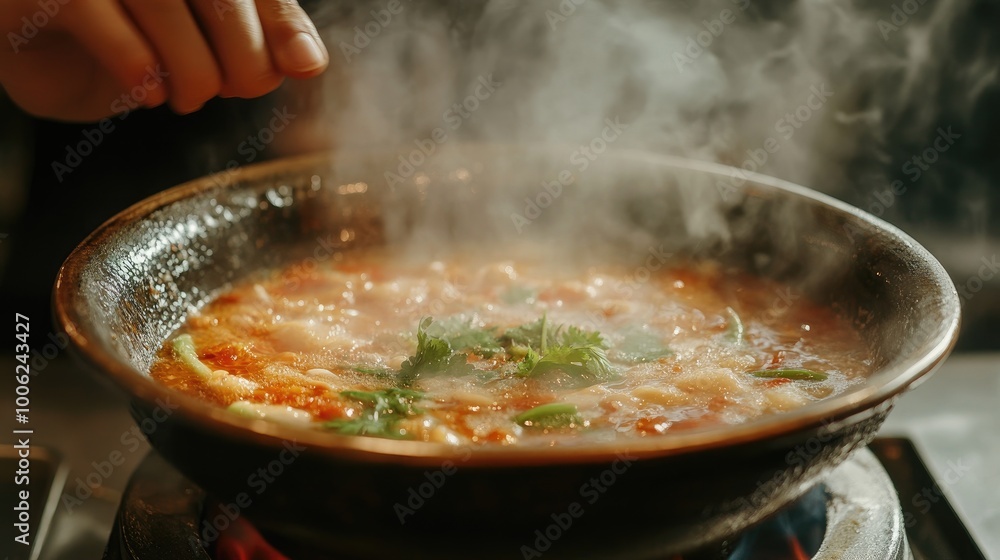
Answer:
xmin=104 ymin=447 xmax=910 ymax=560
xmin=723 ymin=485 xmax=825 ymax=560
xmin=813 ymin=448 xmax=909 ymax=559
xmin=207 ymin=501 xmax=288 ymax=560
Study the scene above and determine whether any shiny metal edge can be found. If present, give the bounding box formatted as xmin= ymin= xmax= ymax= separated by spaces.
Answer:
xmin=52 ymin=148 xmax=962 ymax=465
xmin=817 ymin=447 xmax=910 ymax=560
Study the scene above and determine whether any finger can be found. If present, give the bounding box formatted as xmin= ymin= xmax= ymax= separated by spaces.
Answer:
xmin=62 ymin=1 xmax=167 ymax=109
xmin=120 ymin=0 xmax=223 ymax=113
xmin=189 ymin=0 xmax=284 ymax=99
xmin=0 ymin=41 xmax=134 ymax=121
xmin=253 ymin=0 xmax=329 ymax=79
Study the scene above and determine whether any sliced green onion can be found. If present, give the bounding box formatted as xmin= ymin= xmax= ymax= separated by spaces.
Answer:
xmin=172 ymin=334 xmax=214 ymax=380
xmin=514 ymin=403 xmax=581 ymax=427
xmin=725 ymin=306 xmax=744 ymax=345
xmin=750 ymin=368 xmax=828 ymax=381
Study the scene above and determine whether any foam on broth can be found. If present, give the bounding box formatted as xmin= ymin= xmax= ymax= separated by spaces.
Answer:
xmin=149 ymin=247 xmax=871 ymax=446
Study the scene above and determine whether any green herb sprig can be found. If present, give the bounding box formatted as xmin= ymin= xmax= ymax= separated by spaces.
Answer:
xmin=505 ymin=315 xmax=616 ymax=383
xmin=425 ymin=316 xmax=503 ymax=357
xmin=324 ymin=388 xmax=424 ymax=438
xmin=398 ymin=317 xmax=475 ymax=386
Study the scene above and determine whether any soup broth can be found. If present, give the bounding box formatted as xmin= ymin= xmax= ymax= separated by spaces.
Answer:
xmin=149 ymin=249 xmax=871 ymax=446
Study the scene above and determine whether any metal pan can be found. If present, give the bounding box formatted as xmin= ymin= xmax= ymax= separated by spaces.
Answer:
xmin=53 ymin=146 xmax=960 ymax=557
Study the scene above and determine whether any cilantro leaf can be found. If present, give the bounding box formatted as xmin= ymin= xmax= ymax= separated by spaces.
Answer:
xmin=341 ymin=388 xmax=424 ymax=416
xmin=504 ymin=316 xmax=608 ymax=352
xmin=324 ymin=388 xmax=424 ymax=439
xmin=505 ymin=316 xmax=615 ymax=383
xmin=425 ymin=316 xmax=503 ymax=357
xmin=516 ymin=347 xmax=541 ymax=376
xmin=502 ymin=315 xmax=559 ymax=353
xmin=398 ymin=317 xmax=474 ymax=386
xmin=519 ymin=344 xmax=615 ymax=382
xmin=560 ymin=325 xmax=608 ymax=349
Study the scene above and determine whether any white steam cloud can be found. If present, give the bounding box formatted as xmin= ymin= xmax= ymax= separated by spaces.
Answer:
xmin=281 ymin=0 xmax=985 ymax=203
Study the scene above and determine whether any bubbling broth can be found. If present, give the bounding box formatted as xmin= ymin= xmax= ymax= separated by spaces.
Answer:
xmin=149 ymin=248 xmax=871 ymax=446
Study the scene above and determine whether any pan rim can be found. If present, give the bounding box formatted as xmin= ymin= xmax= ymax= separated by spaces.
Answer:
xmin=52 ymin=147 xmax=961 ymax=466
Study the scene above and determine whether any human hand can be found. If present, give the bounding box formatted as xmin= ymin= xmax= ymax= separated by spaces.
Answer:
xmin=0 ymin=0 xmax=329 ymax=122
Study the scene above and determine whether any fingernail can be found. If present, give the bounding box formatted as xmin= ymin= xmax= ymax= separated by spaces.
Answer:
xmin=144 ymin=88 xmax=168 ymax=109
xmin=173 ymin=102 xmax=204 ymax=115
xmin=144 ymin=97 xmax=166 ymax=109
xmin=280 ymin=32 xmax=327 ymax=73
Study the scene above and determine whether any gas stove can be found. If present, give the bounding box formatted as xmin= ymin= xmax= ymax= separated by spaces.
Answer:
xmin=3 ymin=354 xmax=997 ymax=560
xmin=96 ymin=445 xmax=923 ymax=560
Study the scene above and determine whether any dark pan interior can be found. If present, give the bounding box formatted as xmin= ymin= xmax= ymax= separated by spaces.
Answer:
xmin=74 ymin=147 xmax=954 ymax=382
xmin=57 ymin=146 xmax=959 ymax=557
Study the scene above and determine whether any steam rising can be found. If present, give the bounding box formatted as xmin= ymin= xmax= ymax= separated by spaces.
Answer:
xmin=300 ymin=0 xmax=983 ymax=190
xmin=275 ymin=0 xmax=992 ymax=282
